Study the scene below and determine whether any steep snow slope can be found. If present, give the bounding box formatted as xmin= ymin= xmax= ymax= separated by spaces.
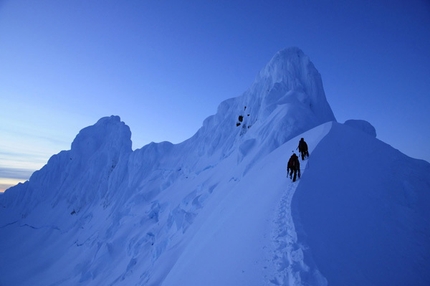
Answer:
xmin=160 ymin=122 xmax=333 ymax=286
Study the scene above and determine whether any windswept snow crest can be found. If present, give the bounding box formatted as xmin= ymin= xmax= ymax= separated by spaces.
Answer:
xmin=294 ymin=122 xmax=430 ymax=285
xmin=344 ymin=119 xmax=377 ymax=137
xmin=1 ymin=47 xmax=429 ymax=286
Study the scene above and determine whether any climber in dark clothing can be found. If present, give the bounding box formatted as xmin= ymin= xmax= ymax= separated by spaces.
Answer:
xmin=298 ymin=138 xmax=309 ymax=160
xmin=287 ymin=153 xmax=301 ymax=182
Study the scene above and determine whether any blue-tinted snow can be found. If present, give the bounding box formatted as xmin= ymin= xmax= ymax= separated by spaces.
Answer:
xmin=0 ymin=48 xmax=429 ymax=286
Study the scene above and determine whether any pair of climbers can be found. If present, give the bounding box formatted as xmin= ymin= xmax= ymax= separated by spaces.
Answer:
xmin=286 ymin=138 xmax=309 ymax=182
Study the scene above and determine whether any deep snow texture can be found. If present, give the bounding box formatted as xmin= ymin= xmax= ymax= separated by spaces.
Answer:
xmin=1 ymin=47 xmax=429 ymax=285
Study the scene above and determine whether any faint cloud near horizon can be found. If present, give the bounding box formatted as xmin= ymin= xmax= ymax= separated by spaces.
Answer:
xmin=0 ymin=167 xmax=33 ymax=192
xmin=0 ymin=166 xmax=34 ymax=179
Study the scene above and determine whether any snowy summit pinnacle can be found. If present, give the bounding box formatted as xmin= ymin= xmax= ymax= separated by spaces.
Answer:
xmin=255 ymin=47 xmax=335 ymax=122
xmin=185 ymin=47 xmax=335 ymax=159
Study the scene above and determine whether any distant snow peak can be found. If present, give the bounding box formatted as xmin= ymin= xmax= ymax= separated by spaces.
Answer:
xmin=71 ymin=115 xmax=132 ymax=158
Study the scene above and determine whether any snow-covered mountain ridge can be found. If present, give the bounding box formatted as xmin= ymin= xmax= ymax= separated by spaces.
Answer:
xmin=1 ymin=47 xmax=429 ymax=286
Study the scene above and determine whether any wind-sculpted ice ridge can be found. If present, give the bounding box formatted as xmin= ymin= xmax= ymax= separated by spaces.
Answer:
xmin=0 ymin=47 xmax=336 ymax=285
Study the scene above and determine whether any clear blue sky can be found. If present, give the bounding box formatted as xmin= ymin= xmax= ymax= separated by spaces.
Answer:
xmin=1 ymin=0 xmax=429 ymax=191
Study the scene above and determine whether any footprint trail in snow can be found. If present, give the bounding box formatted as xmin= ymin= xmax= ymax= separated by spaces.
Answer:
xmin=269 ymin=159 xmax=326 ymax=286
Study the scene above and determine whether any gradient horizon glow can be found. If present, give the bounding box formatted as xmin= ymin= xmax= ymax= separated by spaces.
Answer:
xmin=1 ymin=0 xmax=429 ymax=192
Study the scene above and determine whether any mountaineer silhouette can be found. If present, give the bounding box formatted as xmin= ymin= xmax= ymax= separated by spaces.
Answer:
xmin=298 ymin=138 xmax=309 ymax=160
xmin=287 ymin=153 xmax=301 ymax=182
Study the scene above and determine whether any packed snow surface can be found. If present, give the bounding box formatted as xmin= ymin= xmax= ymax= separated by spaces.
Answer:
xmin=1 ymin=47 xmax=429 ymax=286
